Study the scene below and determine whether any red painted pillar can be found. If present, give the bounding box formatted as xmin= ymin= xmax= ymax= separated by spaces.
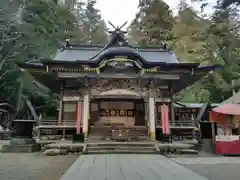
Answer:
xmin=161 ymin=105 xmax=165 ymax=134
xmin=76 ymin=102 xmax=81 ymax=134
xmin=161 ymin=104 xmax=170 ymax=135
xmin=163 ymin=104 xmax=170 ymax=135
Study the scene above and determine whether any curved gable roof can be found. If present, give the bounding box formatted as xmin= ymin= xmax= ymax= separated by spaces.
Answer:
xmin=53 ymin=47 xmax=179 ymax=64
xmin=53 ymin=28 xmax=179 ymax=64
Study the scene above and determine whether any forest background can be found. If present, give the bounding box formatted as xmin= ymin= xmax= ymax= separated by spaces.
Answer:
xmin=0 ymin=0 xmax=239 ymax=117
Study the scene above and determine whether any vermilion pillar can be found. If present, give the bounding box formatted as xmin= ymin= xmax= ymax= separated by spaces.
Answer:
xmin=161 ymin=105 xmax=165 ymax=134
xmin=161 ymin=104 xmax=170 ymax=135
xmin=76 ymin=101 xmax=81 ymax=134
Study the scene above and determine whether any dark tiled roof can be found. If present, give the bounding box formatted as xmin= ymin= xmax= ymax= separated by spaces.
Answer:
xmin=53 ymin=46 xmax=179 ymax=63
xmin=173 ymin=103 xmax=220 ymax=108
xmin=54 ymin=48 xmax=99 ymax=61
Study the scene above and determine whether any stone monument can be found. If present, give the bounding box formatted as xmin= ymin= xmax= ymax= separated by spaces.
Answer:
xmin=1 ymin=120 xmax=40 ymax=153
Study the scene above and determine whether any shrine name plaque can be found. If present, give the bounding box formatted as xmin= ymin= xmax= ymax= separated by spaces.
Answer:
xmin=99 ymin=101 xmax=135 ymax=117
xmin=100 ymin=109 xmax=135 ymax=117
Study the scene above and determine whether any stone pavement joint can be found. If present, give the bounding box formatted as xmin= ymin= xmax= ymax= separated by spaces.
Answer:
xmin=61 ymin=154 xmax=209 ymax=180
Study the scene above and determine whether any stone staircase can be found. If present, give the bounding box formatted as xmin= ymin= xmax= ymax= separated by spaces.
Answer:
xmin=88 ymin=125 xmax=149 ymax=141
xmin=83 ymin=142 xmax=158 ymax=154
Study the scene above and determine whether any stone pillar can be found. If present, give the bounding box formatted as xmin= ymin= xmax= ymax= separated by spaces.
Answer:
xmin=83 ymin=93 xmax=89 ymax=139
xmin=62 ymin=129 xmax=66 ymax=140
xmin=58 ymin=100 xmax=63 ymax=123
xmin=149 ymin=96 xmax=156 ymax=140
xmin=76 ymin=101 xmax=82 ymax=134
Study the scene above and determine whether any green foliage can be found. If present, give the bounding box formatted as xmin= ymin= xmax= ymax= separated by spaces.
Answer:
xmin=128 ymin=0 xmax=174 ymax=46
xmin=179 ymin=1 xmax=240 ymax=102
xmin=128 ymin=0 xmax=240 ymax=103
xmin=221 ymin=0 xmax=240 ymax=8
xmin=171 ymin=1 xmax=210 ymax=63
xmin=0 ymin=0 xmax=78 ymax=115
xmin=0 ymin=0 xmax=109 ymax=116
xmin=75 ymin=0 xmax=108 ymax=44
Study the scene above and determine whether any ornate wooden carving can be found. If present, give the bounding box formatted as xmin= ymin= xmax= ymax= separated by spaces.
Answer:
xmin=91 ymin=79 xmax=144 ymax=96
xmin=63 ymin=77 xmax=165 ymax=98
xmin=63 ymin=89 xmax=80 ymax=97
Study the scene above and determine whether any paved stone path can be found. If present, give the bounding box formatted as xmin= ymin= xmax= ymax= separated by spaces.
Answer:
xmin=172 ymin=157 xmax=240 ymax=165
xmin=61 ymin=154 xmax=208 ymax=180
xmin=173 ymin=157 xmax=240 ymax=180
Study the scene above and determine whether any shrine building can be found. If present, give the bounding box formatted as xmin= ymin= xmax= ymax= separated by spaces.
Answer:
xmin=17 ymin=28 xmax=220 ymax=141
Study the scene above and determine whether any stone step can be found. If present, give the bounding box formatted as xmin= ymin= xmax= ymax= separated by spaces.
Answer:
xmin=87 ymin=135 xmax=149 ymax=141
xmin=179 ymin=149 xmax=199 ymax=155
xmin=84 ymin=150 xmax=158 ymax=154
xmin=87 ymin=146 xmax=156 ymax=151
xmin=87 ymin=143 xmax=154 ymax=148
xmin=85 ymin=149 xmax=158 ymax=154
xmin=1 ymin=144 xmax=40 ymax=153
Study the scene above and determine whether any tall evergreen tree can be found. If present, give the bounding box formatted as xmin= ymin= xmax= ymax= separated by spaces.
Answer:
xmin=128 ymin=0 xmax=174 ymax=46
xmin=221 ymin=0 xmax=240 ymax=8
xmin=76 ymin=0 xmax=108 ymax=44
xmin=171 ymin=0 xmax=210 ymax=63
xmin=0 ymin=0 xmax=78 ymax=112
xmin=177 ymin=0 xmax=240 ymax=102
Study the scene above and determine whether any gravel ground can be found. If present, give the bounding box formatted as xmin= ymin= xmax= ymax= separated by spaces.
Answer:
xmin=0 ymin=153 xmax=78 ymax=180
xmin=172 ymin=157 xmax=240 ymax=180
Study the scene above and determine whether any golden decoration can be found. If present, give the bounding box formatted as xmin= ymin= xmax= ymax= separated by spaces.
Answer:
xmin=119 ymin=109 xmax=126 ymax=116
xmin=110 ymin=110 xmax=116 ymax=116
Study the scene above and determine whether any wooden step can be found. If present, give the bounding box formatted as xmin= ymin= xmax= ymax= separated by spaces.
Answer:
xmin=89 ymin=126 xmax=149 ymax=141
xmin=84 ymin=143 xmax=158 ymax=154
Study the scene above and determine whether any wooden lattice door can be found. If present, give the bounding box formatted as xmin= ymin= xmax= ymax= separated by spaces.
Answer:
xmin=62 ymin=101 xmax=77 ymax=122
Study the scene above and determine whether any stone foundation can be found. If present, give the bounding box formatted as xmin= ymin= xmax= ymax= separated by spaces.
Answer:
xmin=1 ymin=143 xmax=40 ymax=153
xmin=1 ymin=120 xmax=40 ymax=153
